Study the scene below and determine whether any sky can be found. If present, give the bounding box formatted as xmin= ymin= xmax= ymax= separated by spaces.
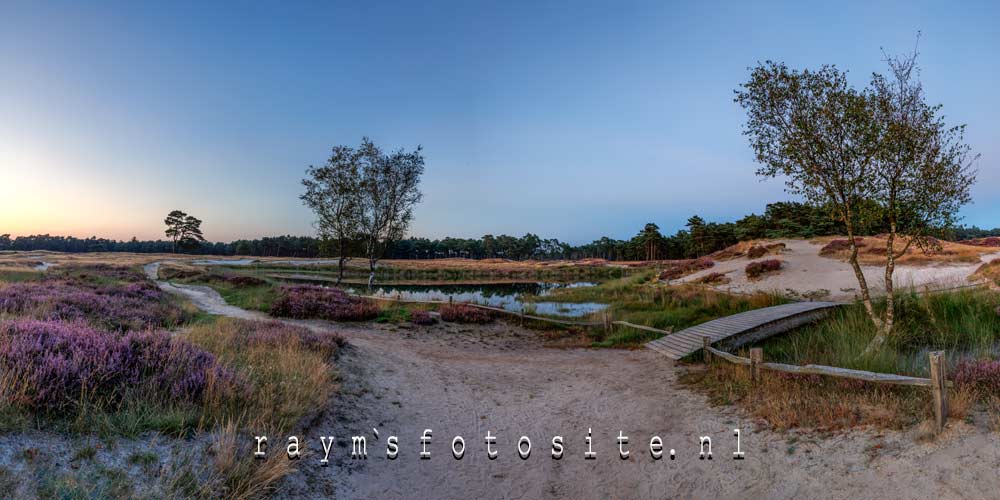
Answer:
xmin=1 ymin=0 xmax=998 ymax=244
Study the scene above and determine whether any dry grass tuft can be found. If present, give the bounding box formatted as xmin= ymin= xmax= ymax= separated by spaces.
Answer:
xmin=682 ymin=363 xmax=930 ymax=431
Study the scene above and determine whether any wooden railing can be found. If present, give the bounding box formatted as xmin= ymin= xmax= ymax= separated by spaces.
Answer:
xmin=701 ymin=336 xmax=951 ymax=434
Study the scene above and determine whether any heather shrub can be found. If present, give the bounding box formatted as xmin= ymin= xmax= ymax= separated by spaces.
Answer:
xmin=658 ymin=258 xmax=714 ymax=281
xmin=269 ymin=285 xmax=379 ymax=321
xmin=439 ymin=304 xmax=493 ymax=324
xmin=0 ymin=319 xmax=243 ymax=414
xmin=56 ymin=264 xmax=148 ymax=283
xmin=819 ymin=238 xmax=865 ymax=256
xmin=745 ymin=259 xmax=783 ymax=279
xmin=158 ymin=266 xmax=207 ymax=281
xmin=954 ymin=359 xmax=1000 ymax=393
xmin=746 ymin=245 xmax=769 ymax=259
xmin=696 ymin=272 xmax=730 ymax=285
xmin=962 ymin=237 xmax=1000 ymax=247
xmin=214 ymin=275 xmax=267 ymax=287
xmin=0 ymin=279 xmax=188 ymax=331
xmin=411 ymin=310 xmax=436 ymax=325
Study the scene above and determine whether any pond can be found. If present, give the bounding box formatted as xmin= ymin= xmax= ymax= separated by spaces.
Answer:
xmin=337 ymin=281 xmax=607 ymax=318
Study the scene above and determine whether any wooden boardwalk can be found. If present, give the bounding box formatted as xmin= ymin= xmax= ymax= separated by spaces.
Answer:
xmin=645 ymin=301 xmax=842 ymax=360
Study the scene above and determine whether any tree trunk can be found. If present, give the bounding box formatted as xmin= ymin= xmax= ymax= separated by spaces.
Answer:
xmin=864 ymin=222 xmax=899 ymax=355
xmin=843 ymin=215 xmax=882 ymax=332
xmin=336 ymin=240 xmax=347 ymax=285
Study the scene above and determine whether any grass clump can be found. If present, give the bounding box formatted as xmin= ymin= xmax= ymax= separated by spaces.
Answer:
xmin=680 ymin=362 xmax=929 ymax=431
xmin=533 ymin=273 xmax=786 ymax=346
xmin=685 ymin=288 xmax=1000 ymax=431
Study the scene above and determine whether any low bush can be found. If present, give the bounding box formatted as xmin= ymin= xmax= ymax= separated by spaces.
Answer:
xmin=658 ymin=258 xmax=714 ymax=281
xmin=236 ymin=320 xmax=343 ymax=355
xmin=745 ymin=259 xmax=782 ymax=279
xmin=695 ymin=272 xmax=730 ymax=285
xmin=439 ymin=304 xmax=493 ymax=324
xmin=819 ymin=238 xmax=865 ymax=256
xmin=0 ymin=319 xmax=244 ymax=414
xmin=411 ymin=310 xmax=436 ymax=325
xmin=962 ymin=237 xmax=1000 ymax=247
xmin=269 ymin=285 xmax=379 ymax=321
xmin=954 ymin=359 xmax=1000 ymax=393
xmin=0 ymin=275 xmax=189 ymax=332
xmin=206 ymin=274 xmax=267 ymax=287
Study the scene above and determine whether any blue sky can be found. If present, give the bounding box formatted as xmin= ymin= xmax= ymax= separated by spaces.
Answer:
xmin=1 ymin=0 xmax=997 ymax=244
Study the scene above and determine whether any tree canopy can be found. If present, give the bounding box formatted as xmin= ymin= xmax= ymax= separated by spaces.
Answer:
xmin=736 ymin=41 xmax=977 ymax=351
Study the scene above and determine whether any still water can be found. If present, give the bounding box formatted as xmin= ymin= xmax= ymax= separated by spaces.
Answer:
xmin=340 ymin=281 xmax=607 ymax=318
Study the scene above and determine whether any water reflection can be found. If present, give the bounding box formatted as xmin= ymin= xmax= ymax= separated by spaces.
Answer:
xmin=338 ymin=282 xmax=606 ymax=318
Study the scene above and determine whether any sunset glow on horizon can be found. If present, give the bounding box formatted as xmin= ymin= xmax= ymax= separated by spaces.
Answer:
xmin=2 ymin=1 xmax=998 ymax=244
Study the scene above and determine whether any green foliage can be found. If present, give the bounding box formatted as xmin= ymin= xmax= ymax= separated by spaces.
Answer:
xmin=758 ymin=289 xmax=1000 ymax=376
xmin=164 ymin=210 xmax=206 ymax=253
xmin=376 ymin=306 xmax=412 ymax=323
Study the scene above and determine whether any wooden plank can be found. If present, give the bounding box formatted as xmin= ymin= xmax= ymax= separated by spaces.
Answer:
xmin=704 ymin=346 xmax=750 ymax=365
xmin=760 ymin=362 xmax=933 ymax=386
xmin=649 ymin=334 xmax=699 ymax=351
xmin=645 ymin=302 xmax=842 ymax=360
xmin=654 ymin=336 xmax=700 ymax=352
xmin=612 ymin=321 xmax=673 ymax=335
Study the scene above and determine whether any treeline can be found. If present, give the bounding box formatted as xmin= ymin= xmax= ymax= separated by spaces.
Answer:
xmin=3 ymin=202 xmax=997 ymax=260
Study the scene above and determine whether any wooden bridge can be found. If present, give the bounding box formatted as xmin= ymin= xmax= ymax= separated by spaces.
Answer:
xmin=645 ymin=301 xmax=842 ymax=360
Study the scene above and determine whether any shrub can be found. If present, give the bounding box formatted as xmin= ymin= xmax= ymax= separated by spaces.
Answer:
xmin=962 ymin=237 xmax=1000 ymax=247
xmin=158 ymin=266 xmax=205 ymax=280
xmin=268 ymin=285 xmax=379 ymax=321
xmin=658 ymin=258 xmax=714 ymax=281
xmin=439 ymin=304 xmax=493 ymax=324
xmin=411 ymin=310 xmax=436 ymax=325
xmin=696 ymin=272 xmax=730 ymax=285
xmin=746 ymin=245 xmax=769 ymax=259
xmin=0 ymin=319 xmax=243 ymax=413
xmin=0 ymin=279 xmax=188 ymax=332
xmin=954 ymin=359 xmax=1000 ymax=393
xmin=819 ymin=238 xmax=865 ymax=256
xmin=207 ymin=274 xmax=267 ymax=287
xmin=233 ymin=319 xmax=343 ymax=356
xmin=745 ymin=259 xmax=782 ymax=279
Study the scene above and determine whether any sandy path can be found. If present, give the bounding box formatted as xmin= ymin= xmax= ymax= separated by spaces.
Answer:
xmin=678 ymin=239 xmax=1000 ymax=301
xmin=147 ymin=261 xmax=1000 ymax=499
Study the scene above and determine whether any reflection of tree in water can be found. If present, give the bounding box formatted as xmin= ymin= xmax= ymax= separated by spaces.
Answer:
xmin=374 ymin=282 xmax=547 ymax=298
xmin=338 ymin=281 xmax=605 ymax=317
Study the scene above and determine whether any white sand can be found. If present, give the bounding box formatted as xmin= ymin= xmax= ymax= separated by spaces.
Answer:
xmin=677 ymin=239 xmax=1000 ymax=301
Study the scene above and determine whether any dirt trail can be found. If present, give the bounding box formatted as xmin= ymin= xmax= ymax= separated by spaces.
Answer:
xmin=149 ymin=261 xmax=1000 ymax=499
xmin=144 ymin=261 xmax=267 ymax=320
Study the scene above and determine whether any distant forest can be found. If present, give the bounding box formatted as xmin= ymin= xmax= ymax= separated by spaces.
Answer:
xmin=3 ymin=202 xmax=998 ymax=261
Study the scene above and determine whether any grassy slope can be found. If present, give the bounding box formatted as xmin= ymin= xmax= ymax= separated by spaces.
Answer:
xmin=682 ymin=288 xmax=1000 ymax=432
xmin=530 ymin=271 xmax=788 ymax=346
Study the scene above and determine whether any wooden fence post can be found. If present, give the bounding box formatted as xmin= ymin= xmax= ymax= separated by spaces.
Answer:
xmin=929 ymin=350 xmax=948 ymax=434
xmin=603 ymin=311 xmax=612 ymax=334
xmin=702 ymin=336 xmax=712 ymax=364
xmin=519 ymin=309 xmax=525 ymax=326
xmin=749 ymin=348 xmax=763 ymax=383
